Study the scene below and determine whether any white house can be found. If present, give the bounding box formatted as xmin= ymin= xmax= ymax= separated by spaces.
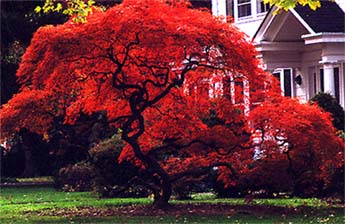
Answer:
xmin=211 ymin=0 xmax=345 ymax=108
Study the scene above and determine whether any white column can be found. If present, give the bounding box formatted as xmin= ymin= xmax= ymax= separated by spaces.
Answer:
xmin=243 ymin=78 xmax=250 ymax=117
xmin=252 ymin=0 xmax=257 ymax=17
xmin=233 ymin=0 xmax=238 ymax=19
xmin=212 ymin=0 xmax=227 ymax=18
xmin=323 ymin=63 xmax=335 ymax=96
xmin=230 ymin=73 xmax=236 ymax=105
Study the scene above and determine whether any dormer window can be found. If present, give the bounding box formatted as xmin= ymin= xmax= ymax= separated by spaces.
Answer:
xmin=238 ymin=0 xmax=251 ymax=17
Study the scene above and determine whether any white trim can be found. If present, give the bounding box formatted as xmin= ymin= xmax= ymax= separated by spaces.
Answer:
xmin=212 ymin=0 xmax=227 ymax=18
xmin=320 ymin=56 xmax=344 ymax=65
xmin=339 ymin=63 xmax=345 ymax=108
xmin=289 ymin=9 xmax=315 ymax=34
xmin=255 ymin=41 xmax=305 ymax=52
xmin=236 ymin=13 xmax=266 ymax=24
xmin=273 ymin=68 xmax=294 ymax=97
xmin=323 ymin=64 xmax=336 ymax=96
xmin=302 ymin=33 xmax=345 ymax=45
xmin=251 ymin=0 xmax=257 ymax=18
xmin=233 ymin=0 xmax=238 ymax=19
xmin=254 ymin=11 xmax=275 ymax=42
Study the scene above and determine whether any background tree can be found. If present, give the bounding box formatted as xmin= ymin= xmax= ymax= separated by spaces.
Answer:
xmin=1 ymin=1 xmax=67 ymax=105
xmin=1 ymin=1 xmax=66 ymax=178
xmin=264 ymin=0 xmax=321 ymax=10
xmin=309 ymin=92 xmax=345 ymax=131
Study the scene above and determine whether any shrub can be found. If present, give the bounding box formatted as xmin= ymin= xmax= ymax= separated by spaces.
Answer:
xmin=240 ymin=96 xmax=345 ymax=199
xmin=214 ymin=181 xmax=248 ymax=198
xmin=214 ymin=160 xmax=294 ymax=198
xmin=172 ymin=174 xmax=214 ymax=200
xmin=214 ymin=158 xmax=325 ymax=198
xmin=55 ymin=161 xmax=94 ymax=192
xmin=89 ymin=135 xmax=150 ymax=198
xmin=54 ymin=135 xmax=151 ymax=197
xmin=310 ymin=92 xmax=345 ymax=131
xmin=323 ymin=165 xmax=344 ymax=202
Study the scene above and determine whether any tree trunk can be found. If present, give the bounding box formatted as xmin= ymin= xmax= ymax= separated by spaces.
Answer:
xmin=153 ymin=179 xmax=172 ymax=209
xmin=126 ymin=138 xmax=172 ymax=209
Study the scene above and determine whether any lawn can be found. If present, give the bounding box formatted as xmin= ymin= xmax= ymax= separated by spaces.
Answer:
xmin=0 ymin=187 xmax=343 ymax=223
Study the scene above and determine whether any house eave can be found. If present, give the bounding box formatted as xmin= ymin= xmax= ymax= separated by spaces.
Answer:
xmin=302 ymin=33 xmax=345 ymax=44
xmin=255 ymin=41 xmax=305 ymax=52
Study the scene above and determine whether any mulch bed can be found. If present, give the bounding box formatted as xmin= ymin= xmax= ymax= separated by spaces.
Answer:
xmin=35 ymin=203 xmax=341 ymax=218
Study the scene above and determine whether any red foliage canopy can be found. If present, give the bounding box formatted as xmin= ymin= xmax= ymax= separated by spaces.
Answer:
xmin=250 ymin=97 xmax=344 ymax=188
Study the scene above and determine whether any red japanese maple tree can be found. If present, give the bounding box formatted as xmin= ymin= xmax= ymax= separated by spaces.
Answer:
xmin=2 ymin=0 xmax=341 ymax=207
xmin=250 ymin=97 xmax=344 ymax=196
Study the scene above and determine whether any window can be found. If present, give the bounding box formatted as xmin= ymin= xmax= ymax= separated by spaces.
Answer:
xmin=283 ymin=69 xmax=292 ymax=97
xmin=234 ymin=80 xmax=244 ymax=104
xmin=320 ymin=68 xmax=324 ymax=93
xmin=315 ymin=67 xmax=340 ymax=102
xmin=273 ymin=68 xmax=293 ymax=97
xmin=313 ymin=72 xmax=317 ymax=95
xmin=222 ymin=75 xmax=232 ymax=100
xmin=190 ymin=0 xmax=212 ymax=9
xmin=226 ymin=0 xmax=234 ymax=17
xmin=257 ymin=0 xmax=270 ymax=13
xmin=334 ymin=67 xmax=340 ymax=102
xmin=273 ymin=73 xmax=280 ymax=82
xmin=311 ymin=67 xmax=324 ymax=94
xmin=238 ymin=0 xmax=251 ymax=17
xmin=197 ymin=81 xmax=210 ymax=98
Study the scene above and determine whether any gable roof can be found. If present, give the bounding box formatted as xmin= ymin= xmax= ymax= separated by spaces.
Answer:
xmin=295 ymin=1 xmax=345 ymax=33
xmin=254 ymin=2 xmax=345 ymax=42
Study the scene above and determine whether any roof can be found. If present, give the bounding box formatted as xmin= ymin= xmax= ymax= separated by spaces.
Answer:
xmin=253 ymin=2 xmax=345 ymax=41
xmin=294 ymin=1 xmax=345 ymax=33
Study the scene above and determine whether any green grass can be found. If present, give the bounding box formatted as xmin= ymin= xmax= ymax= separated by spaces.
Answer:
xmin=0 ymin=187 xmax=151 ymax=223
xmin=187 ymin=192 xmax=330 ymax=207
xmin=1 ymin=187 xmax=150 ymax=206
xmin=0 ymin=187 xmax=343 ymax=223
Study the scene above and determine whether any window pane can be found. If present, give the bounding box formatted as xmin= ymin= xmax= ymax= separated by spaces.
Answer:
xmin=273 ymin=72 xmax=280 ymax=84
xmin=234 ymin=80 xmax=244 ymax=104
xmin=334 ymin=67 xmax=340 ymax=102
xmin=226 ymin=0 xmax=234 ymax=17
xmin=283 ymin=69 xmax=291 ymax=97
xmin=223 ymin=76 xmax=232 ymax=100
xmin=257 ymin=0 xmax=270 ymax=13
xmin=238 ymin=4 xmax=251 ymax=17
xmin=238 ymin=0 xmax=250 ymax=3
xmin=320 ymin=69 xmax=324 ymax=92
xmin=313 ymin=72 xmax=317 ymax=95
